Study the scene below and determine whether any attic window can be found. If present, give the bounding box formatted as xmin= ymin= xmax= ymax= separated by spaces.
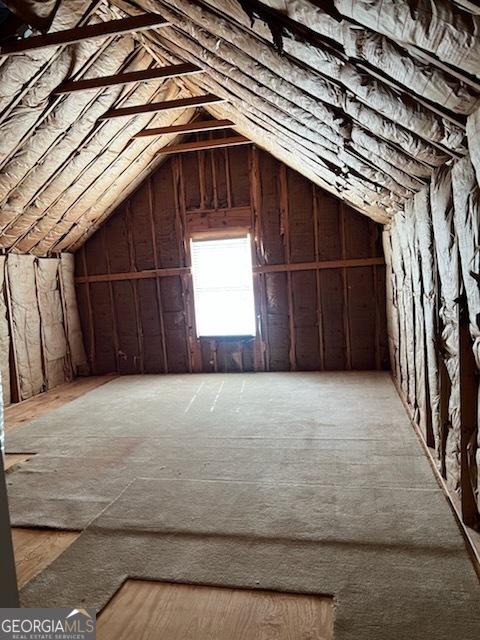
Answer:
xmin=191 ymin=235 xmax=256 ymax=337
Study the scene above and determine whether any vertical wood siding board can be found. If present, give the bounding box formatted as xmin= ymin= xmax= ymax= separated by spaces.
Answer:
xmin=228 ymin=146 xmax=250 ymax=207
xmin=285 ymin=170 xmax=319 ymax=368
xmin=84 ymin=230 xmax=107 ymax=276
xmin=198 ymin=150 xmax=206 ymax=210
xmin=172 ymin=156 xmax=196 ymax=373
xmin=181 ymin=153 xmax=201 ymax=211
xmin=112 ymin=280 xmax=141 ymax=375
xmin=313 ymin=187 xmax=325 ymax=370
xmin=319 ymin=268 xmax=346 ymax=370
xmin=344 ymin=208 xmax=373 ymax=260
xmin=211 ymin=147 xmax=218 ymax=210
xmin=213 ymin=146 xmax=228 ymax=208
xmin=339 ymin=204 xmax=352 ymax=370
xmin=451 ymin=157 xmax=480 ymax=521
xmin=258 ymin=151 xmax=284 ymax=265
xmin=80 ymin=247 xmax=96 ymax=373
xmin=430 ymin=167 xmax=461 ymax=494
xmin=292 ymin=271 xmax=321 ymax=370
xmin=287 ymin=169 xmax=315 ymax=264
xmin=102 ymin=225 xmax=121 ymax=374
xmin=317 ymin=192 xmax=342 ymax=261
xmin=347 ymin=267 xmax=377 ymax=370
xmin=225 ymin=147 xmax=232 ymax=208
xmin=126 ymin=201 xmax=144 ymax=374
xmin=153 ymin=161 xmax=180 ymax=268
xmin=129 ymin=180 xmax=156 ymax=272
xmin=147 ymin=177 xmax=168 ymax=373
xmin=279 ymin=165 xmax=296 ymax=371
xmin=74 ymin=247 xmax=86 ymax=278
xmin=265 ymin=272 xmax=290 ymax=371
xmin=251 ymin=149 xmax=271 ymax=369
xmin=258 ymin=272 xmax=271 ymax=371
xmin=204 ymin=146 xmax=215 ymax=211
xmin=173 ymin=157 xmax=188 ymax=268
xmin=153 ymin=161 xmax=186 ymax=370
xmin=250 ymin=147 xmax=263 ymax=266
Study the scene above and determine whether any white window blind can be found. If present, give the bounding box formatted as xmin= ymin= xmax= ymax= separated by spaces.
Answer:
xmin=191 ymin=235 xmax=256 ymax=337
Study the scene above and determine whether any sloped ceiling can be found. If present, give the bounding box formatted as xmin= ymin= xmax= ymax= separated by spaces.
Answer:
xmin=0 ymin=0 xmax=479 ymax=254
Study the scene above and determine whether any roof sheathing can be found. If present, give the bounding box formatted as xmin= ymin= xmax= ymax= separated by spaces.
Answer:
xmin=0 ymin=0 xmax=479 ymax=253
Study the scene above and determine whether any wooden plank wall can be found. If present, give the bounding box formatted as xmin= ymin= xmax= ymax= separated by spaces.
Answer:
xmin=75 ymin=144 xmax=388 ymax=375
xmin=385 ymin=157 xmax=480 ymax=533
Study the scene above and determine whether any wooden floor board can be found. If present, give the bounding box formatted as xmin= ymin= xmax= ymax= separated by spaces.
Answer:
xmin=5 ymin=375 xmax=117 ymax=432
xmin=97 ymin=580 xmax=334 ymax=640
xmin=12 ymin=528 xmax=79 ymax=588
xmin=4 ymin=453 xmax=34 ymax=470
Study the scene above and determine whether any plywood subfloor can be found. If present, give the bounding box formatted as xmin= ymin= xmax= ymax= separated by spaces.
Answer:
xmin=5 ymin=374 xmax=117 ymax=432
xmin=12 ymin=528 xmax=79 ymax=588
xmin=97 ymin=580 xmax=334 ymax=640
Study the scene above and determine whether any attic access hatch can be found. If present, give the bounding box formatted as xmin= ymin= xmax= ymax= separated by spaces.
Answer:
xmin=191 ymin=235 xmax=256 ymax=338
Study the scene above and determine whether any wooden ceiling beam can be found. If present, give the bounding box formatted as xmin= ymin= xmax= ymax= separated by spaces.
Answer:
xmin=0 ymin=13 xmax=169 ymax=55
xmin=100 ymin=94 xmax=225 ymax=120
xmin=54 ymin=62 xmax=203 ymax=94
xmin=133 ymin=119 xmax=235 ymax=138
xmin=160 ymin=136 xmax=251 ymax=154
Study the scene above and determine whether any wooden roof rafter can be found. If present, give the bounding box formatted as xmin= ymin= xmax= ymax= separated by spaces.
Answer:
xmin=126 ymin=11 xmax=418 ymax=207
xmin=133 ymin=118 xmax=234 ymax=137
xmin=100 ymin=93 xmax=226 ymax=119
xmin=54 ymin=62 xmax=203 ymax=94
xmin=160 ymin=135 xmax=251 ymax=153
xmin=1 ymin=0 xmax=479 ymax=253
xmin=5 ymin=53 xmax=193 ymax=251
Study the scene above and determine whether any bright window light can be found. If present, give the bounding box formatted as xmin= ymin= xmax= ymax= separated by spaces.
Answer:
xmin=191 ymin=235 xmax=256 ymax=337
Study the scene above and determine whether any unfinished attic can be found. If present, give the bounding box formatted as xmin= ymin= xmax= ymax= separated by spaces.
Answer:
xmin=0 ymin=0 xmax=480 ymax=637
